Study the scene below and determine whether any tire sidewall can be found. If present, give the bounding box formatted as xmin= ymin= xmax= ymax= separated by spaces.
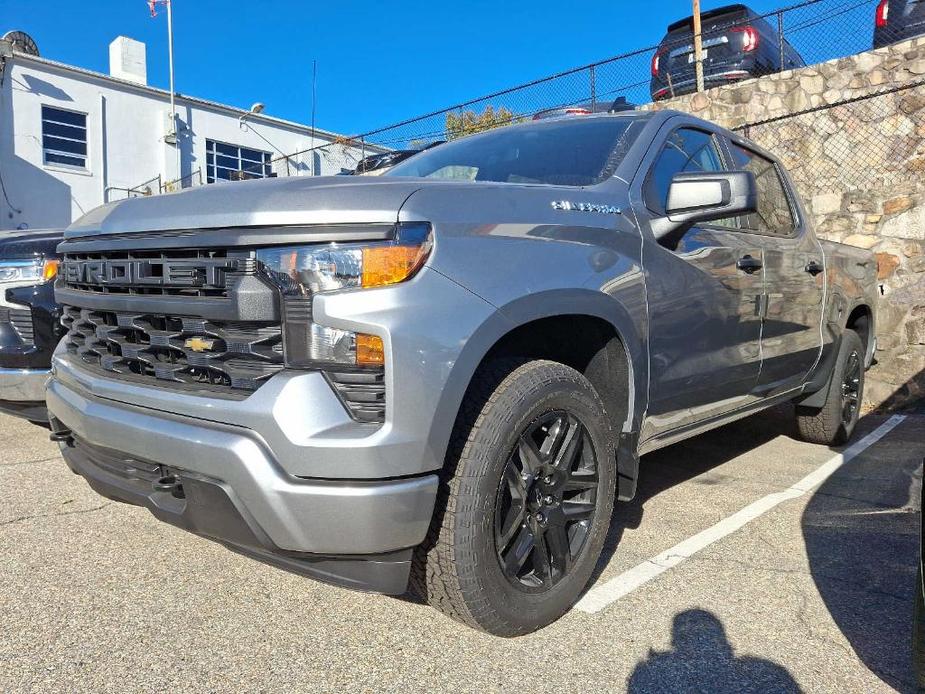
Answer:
xmin=836 ymin=330 xmax=865 ymax=442
xmin=455 ymin=363 xmax=616 ymax=634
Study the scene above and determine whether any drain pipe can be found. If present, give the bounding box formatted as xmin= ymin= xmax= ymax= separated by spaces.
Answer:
xmin=99 ymin=94 xmax=109 ymax=203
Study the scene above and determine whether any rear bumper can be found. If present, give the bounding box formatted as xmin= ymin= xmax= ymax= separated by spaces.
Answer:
xmin=874 ymin=26 xmax=925 ymax=49
xmin=46 ymin=377 xmax=439 ymax=593
xmin=651 ymin=69 xmax=752 ymax=100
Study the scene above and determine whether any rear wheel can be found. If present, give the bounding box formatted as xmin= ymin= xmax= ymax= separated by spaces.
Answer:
xmin=795 ymin=329 xmax=864 ymax=446
xmin=411 ymin=359 xmax=617 ymax=636
xmin=914 ymin=566 xmax=925 ymax=690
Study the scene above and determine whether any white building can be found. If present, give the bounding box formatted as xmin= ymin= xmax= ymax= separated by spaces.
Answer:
xmin=0 ymin=32 xmax=377 ymax=231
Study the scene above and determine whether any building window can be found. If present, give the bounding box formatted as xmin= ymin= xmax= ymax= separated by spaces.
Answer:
xmin=42 ymin=105 xmax=88 ymax=170
xmin=205 ymin=140 xmax=272 ymax=183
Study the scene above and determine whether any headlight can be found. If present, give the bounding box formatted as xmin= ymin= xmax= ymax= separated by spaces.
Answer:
xmin=256 ymin=223 xmax=432 ymax=368
xmin=256 ymin=223 xmax=432 ymax=295
xmin=0 ymin=257 xmax=59 ymax=284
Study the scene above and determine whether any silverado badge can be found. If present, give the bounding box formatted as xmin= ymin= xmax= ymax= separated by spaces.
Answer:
xmin=551 ymin=201 xmax=621 ymax=215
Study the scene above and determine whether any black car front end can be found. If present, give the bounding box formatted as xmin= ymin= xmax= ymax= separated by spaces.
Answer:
xmin=0 ymin=230 xmax=65 ymax=424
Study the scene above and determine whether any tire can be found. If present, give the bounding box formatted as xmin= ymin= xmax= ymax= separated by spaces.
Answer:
xmin=914 ymin=565 xmax=925 ymax=691
xmin=411 ymin=359 xmax=617 ymax=636
xmin=795 ymin=329 xmax=864 ymax=446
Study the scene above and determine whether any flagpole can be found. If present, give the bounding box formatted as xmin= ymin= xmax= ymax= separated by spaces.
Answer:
xmin=310 ymin=59 xmax=316 ymax=175
xmin=166 ymin=0 xmax=179 ymax=179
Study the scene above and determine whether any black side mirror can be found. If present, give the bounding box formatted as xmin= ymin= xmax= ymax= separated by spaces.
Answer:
xmin=651 ymin=170 xmax=757 ymax=248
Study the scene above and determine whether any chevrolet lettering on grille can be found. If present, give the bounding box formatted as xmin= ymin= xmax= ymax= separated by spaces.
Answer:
xmin=64 ymin=258 xmax=238 ymax=288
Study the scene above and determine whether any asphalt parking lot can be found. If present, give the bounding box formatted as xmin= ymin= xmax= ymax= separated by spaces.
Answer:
xmin=1 ymin=407 xmax=922 ymax=693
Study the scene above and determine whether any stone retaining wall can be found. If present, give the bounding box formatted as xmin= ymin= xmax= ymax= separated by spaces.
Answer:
xmin=643 ymin=37 xmax=925 ymax=409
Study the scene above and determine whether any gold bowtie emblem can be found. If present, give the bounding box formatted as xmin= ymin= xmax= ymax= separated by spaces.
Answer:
xmin=185 ymin=337 xmax=216 ymax=352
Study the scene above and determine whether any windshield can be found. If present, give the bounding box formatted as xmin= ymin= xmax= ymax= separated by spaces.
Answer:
xmin=385 ymin=117 xmax=640 ymax=187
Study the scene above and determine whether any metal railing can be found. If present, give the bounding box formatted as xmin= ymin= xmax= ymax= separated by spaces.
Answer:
xmin=104 ymin=174 xmax=162 ymax=202
xmin=161 ymin=169 xmax=202 ymax=193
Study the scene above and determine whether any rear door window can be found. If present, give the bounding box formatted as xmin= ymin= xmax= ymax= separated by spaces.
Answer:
xmin=727 ymin=144 xmax=797 ymax=236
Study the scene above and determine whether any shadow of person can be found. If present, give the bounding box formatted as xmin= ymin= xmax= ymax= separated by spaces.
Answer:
xmin=628 ymin=609 xmax=802 ymax=693
xmin=801 ymin=413 xmax=922 ymax=692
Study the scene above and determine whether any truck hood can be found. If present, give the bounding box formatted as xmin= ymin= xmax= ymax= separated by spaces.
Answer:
xmin=0 ymin=228 xmax=65 ymax=258
xmin=65 ymin=176 xmax=426 ymax=239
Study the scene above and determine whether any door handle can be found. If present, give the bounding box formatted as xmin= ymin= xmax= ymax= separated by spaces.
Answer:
xmin=736 ymin=255 xmax=762 ymax=274
xmin=804 ymin=260 xmax=824 ymax=276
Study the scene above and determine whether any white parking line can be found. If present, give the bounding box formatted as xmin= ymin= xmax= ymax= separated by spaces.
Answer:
xmin=575 ymin=414 xmax=908 ymax=614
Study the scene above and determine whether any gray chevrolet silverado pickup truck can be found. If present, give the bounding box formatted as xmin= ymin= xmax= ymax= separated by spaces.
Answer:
xmin=47 ymin=110 xmax=877 ymax=636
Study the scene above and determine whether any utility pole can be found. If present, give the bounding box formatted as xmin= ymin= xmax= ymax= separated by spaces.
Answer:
xmin=692 ymin=0 xmax=705 ymax=93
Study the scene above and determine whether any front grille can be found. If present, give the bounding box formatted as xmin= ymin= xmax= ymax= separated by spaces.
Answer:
xmin=62 ymin=249 xmax=249 ymax=298
xmin=0 ymin=307 xmax=35 ymax=345
xmin=59 ymin=243 xmax=387 ymax=422
xmin=61 ymin=306 xmax=283 ymax=395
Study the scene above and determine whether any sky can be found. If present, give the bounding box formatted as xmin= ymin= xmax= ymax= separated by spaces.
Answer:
xmin=0 ymin=0 xmax=793 ymax=136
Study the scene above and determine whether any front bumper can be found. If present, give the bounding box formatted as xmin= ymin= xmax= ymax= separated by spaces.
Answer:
xmin=47 ymin=377 xmax=439 ymax=593
xmin=0 ymin=367 xmax=50 ymax=422
xmin=0 ymin=367 xmax=50 ymax=401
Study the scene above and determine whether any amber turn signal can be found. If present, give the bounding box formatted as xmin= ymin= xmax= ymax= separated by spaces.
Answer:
xmin=42 ymin=259 xmax=60 ymax=281
xmin=361 ymin=241 xmax=431 ymax=288
xmin=356 ymin=333 xmax=385 ymax=366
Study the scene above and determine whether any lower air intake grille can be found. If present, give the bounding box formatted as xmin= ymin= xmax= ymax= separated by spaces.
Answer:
xmin=61 ymin=306 xmax=283 ymax=395
xmin=326 ymin=368 xmax=386 ymax=424
xmin=0 ymin=307 xmax=35 ymax=345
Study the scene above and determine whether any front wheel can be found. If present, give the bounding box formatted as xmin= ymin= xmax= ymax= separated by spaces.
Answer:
xmin=795 ymin=329 xmax=865 ymax=446
xmin=411 ymin=359 xmax=617 ymax=636
xmin=914 ymin=566 xmax=925 ymax=690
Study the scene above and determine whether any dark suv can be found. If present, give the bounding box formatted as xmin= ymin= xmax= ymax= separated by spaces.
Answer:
xmin=0 ymin=229 xmax=64 ymax=424
xmin=874 ymin=0 xmax=925 ymax=48
xmin=650 ymin=3 xmax=805 ymax=101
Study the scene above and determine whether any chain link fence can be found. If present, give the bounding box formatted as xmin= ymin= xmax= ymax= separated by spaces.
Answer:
xmin=309 ymin=0 xmax=884 ymax=156
xmin=257 ymin=0 xmax=911 ymax=179
xmin=735 ymin=80 xmax=925 ymax=197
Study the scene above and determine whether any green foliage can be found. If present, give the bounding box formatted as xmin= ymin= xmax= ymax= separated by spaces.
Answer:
xmin=445 ymin=105 xmax=518 ymax=140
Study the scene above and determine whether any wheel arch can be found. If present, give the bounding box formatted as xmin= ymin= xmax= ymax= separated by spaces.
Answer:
xmin=845 ymin=302 xmax=874 ymax=368
xmin=425 ymin=289 xmax=647 ymax=500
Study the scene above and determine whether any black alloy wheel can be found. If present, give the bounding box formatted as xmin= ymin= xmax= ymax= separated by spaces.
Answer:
xmin=795 ymin=328 xmax=864 ymax=446
xmin=841 ymin=348 xmax=861 ymax=428
xmin=494 ymin=410 xmax=598 ymax=591
xmin=411 ymin=359 xmax=617 ymax=636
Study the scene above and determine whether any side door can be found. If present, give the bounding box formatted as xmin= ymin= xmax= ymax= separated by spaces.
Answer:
xmin=721 ymin=138 xmax=825 ymax=395
xmin=632 ymin=125 xmax=765 ymax=440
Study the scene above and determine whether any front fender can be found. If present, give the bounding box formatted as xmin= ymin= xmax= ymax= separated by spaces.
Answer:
xmin=490 ymin=288 xmax=647 ymax=430
xmin=426 ymin=286 xmax=647 ymax=500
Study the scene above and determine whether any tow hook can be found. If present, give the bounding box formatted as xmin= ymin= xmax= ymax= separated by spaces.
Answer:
xmin=49 ymin=429 xmax=73 ymax=445
xmin=153 ymin=474 xmax=185 ymax=499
